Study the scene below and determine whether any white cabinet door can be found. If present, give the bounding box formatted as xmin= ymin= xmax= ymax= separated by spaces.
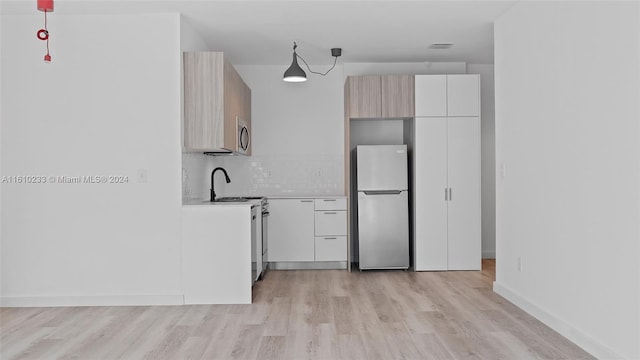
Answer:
xmin=314 ymin=198 xmax=347 ymax=211
xmin=315 ymin=211 xmax=347 ymax=236
xmin=447 ymin=75 xmax=480 ymax=117
xmin=268 ymin=199 xmax=315 ymax=262
xmin=315 ymin=236 xmax=347 ymax=261
xmin=447 ymin=117 xmax=481 ymax=270
xmin=415 ymin=75 xmax=447 ymax=117
xmin=414 ymin=117 xmax=449 ymax=271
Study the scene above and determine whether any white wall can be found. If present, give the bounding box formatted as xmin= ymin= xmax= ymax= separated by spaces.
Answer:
xmin=467 ymin=64 xmax=495 ymax=258
xmin=1 ymin=13 xmax=184 ymax=306
xmin=344 ymin=62 xmax=467 ymax=76
xmin=349 ymin=119 xmax=406 ymax=150
xmin=213 ymin=65 xmax=345 ymax=197
xmin=494 ymin=2 xmax=639 ymax=359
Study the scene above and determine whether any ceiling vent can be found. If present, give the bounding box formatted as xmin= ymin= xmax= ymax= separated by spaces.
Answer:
xmin=429 ymin=43 xmax=453 ymax=50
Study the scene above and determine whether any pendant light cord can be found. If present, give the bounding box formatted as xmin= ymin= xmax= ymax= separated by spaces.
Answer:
xmin=296 ymin=52 xmax=338 ymax=76
xmin=44 ymin=10 xmax=50 ymax=57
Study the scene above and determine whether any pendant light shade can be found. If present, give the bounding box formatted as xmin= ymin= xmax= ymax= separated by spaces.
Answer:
xmin=283 ymin=41 xmax=342 ymax=83
xmin=283 ymin=45 xmax=307 ymax=82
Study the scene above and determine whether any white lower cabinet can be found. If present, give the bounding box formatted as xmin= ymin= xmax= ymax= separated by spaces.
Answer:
xmin=314 ymin=199 xmax=347 ymax=261
xmin=315 ymin=236 xmax=347 ymax=261
xmin=268 ymin=199 xmax=315 ymax=262
xmin=268 ymin=197 xmax=347 ymax=263
xmin=315 ymin=211 xmax=347 ymax=236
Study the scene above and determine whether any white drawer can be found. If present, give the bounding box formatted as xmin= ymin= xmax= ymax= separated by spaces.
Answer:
xmin=314 ymin=198 xmax=347 ymax=211
xmin=315 ymin=236 xmax=347 ymax=261
xmin=314 ymin=210 xmax=347 ymax=236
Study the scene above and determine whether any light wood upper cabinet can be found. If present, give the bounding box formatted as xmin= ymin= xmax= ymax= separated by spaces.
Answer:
xmin=345 ymin=75 xmax=414 ymax=118
xmin=381 ymin=75 xmax=414 ymax=118
xmin=184 ymin=52 xmax=251 ymax=154
xmin=345 ymin=75 xmax=382 ymax=118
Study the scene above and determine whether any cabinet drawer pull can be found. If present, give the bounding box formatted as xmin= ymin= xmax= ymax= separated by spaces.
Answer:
xmin=300 ymin=200 xmax=313 ymax=203
xmin=323 ymin=199 xmax=336 ymax=202
xmin=323 ymin=237 xmax=337 ymax=240
xmin=323 ymin=212 xmax=337 ymax=215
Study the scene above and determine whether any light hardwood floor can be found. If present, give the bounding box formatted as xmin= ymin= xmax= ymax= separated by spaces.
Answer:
xmin=1 ymin=260 xmax=594 ymax=360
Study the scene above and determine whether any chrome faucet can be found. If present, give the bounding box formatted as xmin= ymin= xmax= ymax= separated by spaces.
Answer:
xmin=210 ymin=167 xmax=231 ymax=202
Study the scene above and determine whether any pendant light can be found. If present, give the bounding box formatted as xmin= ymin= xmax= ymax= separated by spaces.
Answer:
xmin=283 ymin=42 xmax=342 ymax=83
xmin=283 ymin=42 xmax=307 ymax=82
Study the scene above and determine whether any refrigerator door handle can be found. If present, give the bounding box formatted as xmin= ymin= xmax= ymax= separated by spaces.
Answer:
xmin=445 ymin=188 xmax=448 ymax=201
xmin=449 ymin=187 xmax=452 ymax=201
xmin=363 ymin=190 xmax=402 ymax=195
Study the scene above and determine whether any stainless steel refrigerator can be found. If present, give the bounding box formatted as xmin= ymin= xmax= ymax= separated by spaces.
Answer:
xmin=355 ymin=145 xmax=410 ymax=270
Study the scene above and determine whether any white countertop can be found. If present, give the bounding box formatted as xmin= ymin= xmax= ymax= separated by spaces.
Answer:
xmin=183 ymin=195 xmax=345 ymax=206
xmin=265 ymin=195 xmax=346 ymax=199
xmin=183 ymin=199 xmax=256 ymax=207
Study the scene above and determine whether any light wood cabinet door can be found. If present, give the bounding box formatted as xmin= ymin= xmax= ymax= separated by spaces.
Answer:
xmin=241 ymin=79 xmax=252 ymax=155
xmin=447 ymin=75 xmax=480 ymax=117
xmin=415 ymin=75 xmax=447 ymax=117
xmin=346 ymin=76 xmax=382 ymax=118
xmin=381 ymin=75 xmax=414 ymax=118
xmin=268 ymin=199 xmax=315 ymax=262
xmin=183 ymin=52 xmax=224 ymax=150
xmin=223 ymin=60 xmax=242 ymax=152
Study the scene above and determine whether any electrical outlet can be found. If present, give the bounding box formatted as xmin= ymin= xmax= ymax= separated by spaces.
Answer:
xmin=517 ymin=256 xmax=522 ymax=272
xmin=138 ymin=169 xmax=148 ymax=183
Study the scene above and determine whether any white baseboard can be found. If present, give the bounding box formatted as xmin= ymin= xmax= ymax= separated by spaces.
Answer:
xmin=0 ymin=294 xmax=185 ymax=307
xmin=493 ymin=282 xmax=623 ymax=360
xmin=482 ymin=250 xmax=496 ymax=259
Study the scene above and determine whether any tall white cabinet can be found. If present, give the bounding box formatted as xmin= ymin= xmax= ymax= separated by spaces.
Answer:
xmin=414 ymin=75 xmax=481 ymax=271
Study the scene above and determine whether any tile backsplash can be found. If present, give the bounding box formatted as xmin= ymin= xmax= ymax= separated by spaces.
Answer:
xmin=182 ymin=153 xmax=344 ymax=202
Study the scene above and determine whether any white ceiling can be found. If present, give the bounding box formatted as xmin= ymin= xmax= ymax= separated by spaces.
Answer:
xmin=2 ymin=0 xmax=517 ymax=65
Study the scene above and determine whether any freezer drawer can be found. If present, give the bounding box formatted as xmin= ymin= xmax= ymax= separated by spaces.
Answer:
xmin=315 ymin=236 xmax=347 ymax=261
xmin=315 ymin=210 xmax=347 ymax=236
xmin=357 ymin=191 xmax=409 ymax=269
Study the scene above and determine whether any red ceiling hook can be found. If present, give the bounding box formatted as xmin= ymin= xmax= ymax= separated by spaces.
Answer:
xmin=37 ymin=29 xmax=49 ymax=40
